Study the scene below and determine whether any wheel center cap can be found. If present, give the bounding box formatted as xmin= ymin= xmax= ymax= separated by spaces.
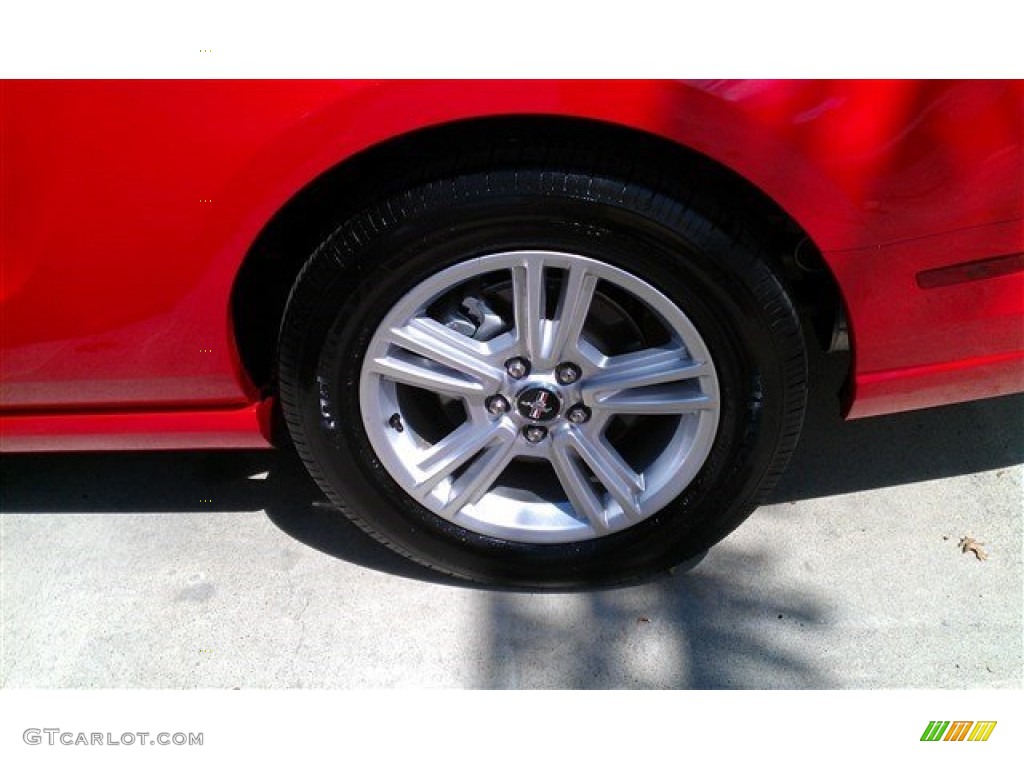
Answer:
xmin=516 ymin=387 xmax=561 ymax=422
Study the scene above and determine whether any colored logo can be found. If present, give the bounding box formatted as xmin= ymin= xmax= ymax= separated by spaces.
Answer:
xmin=920 ymin=721 xmax=996 ymax=742
xmin=516 ymin=387 xmax=561 ymax=422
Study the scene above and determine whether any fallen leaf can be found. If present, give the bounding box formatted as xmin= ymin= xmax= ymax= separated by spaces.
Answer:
xmin=959 ymin=536 xmax=988 ymax=561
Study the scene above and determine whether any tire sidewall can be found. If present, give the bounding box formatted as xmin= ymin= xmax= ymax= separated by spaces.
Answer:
xmin=281 ymin=174 xmax=802 ymax=585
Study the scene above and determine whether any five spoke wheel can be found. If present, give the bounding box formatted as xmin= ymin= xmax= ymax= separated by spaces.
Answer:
xmin=360 ymin=251 xmax=720 ymax=543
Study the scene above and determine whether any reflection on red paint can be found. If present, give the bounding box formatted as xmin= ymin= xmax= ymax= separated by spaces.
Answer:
xmin=1 ymin=80 xmax=1022 ymax=447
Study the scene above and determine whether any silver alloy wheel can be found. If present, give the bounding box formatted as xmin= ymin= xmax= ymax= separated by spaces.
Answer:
xmin=359 ymin=250 xmax=720 ymax=544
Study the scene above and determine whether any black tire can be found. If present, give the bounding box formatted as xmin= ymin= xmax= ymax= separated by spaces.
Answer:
xmin=278 ymin=166 xmax=807 ymax=587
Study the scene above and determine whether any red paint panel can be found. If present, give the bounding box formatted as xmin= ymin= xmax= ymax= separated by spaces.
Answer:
xmin=0 ymin=404 xmax=271 ymax=452
xmin=709 ymin=80 xmax=1023 ymax=248
xmin=2 ymin=80 xmax=1023 ymax=445
xmin=2 ymin=80 xmax=353 ymax=410
xmin=851 ymin=351 xmax=1024 ymax=418
xmin=829 ymin=218 xmax=1024 ymax=401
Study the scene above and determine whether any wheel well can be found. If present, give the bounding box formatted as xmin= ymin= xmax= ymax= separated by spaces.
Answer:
xmin=231 ymin=115 xmax=844 ymax=396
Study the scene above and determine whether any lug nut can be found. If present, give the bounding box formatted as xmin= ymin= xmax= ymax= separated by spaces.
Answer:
xmin=505 ymin=357 xmax=531 ymax=379
xmin=566 ymin=404 xmax=591 ymax=424
xmin=555 ymin=362 xmax=582 ymax=385
xmin=485 ymin=395 xmax=510 ymax=416
xmin=523 ymin=425 xmax=548 ymax=443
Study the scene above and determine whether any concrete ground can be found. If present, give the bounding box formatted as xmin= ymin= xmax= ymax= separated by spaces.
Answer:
xmin=2 ymin=354 xmax=1021 ymax=689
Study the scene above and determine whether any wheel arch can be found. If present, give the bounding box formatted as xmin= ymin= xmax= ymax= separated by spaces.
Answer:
xmin=230 ymin=111 xmax=847 ymax=401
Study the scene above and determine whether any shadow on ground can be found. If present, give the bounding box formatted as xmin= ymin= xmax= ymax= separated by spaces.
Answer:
xmin=769 ymin=351 xmax=1023 ymax=503
xmin=478 ymin=549 xmax=832 ymax=688
xmin=1 ymin=446 xmax=442 ymax=583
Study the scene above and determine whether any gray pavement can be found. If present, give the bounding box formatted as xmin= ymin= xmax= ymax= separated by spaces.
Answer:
xmin=2 ymin=354 xmax=1022 ymax=689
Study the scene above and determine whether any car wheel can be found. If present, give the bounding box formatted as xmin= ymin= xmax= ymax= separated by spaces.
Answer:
xmin=278 ymin=166 xmax=807 ymax=586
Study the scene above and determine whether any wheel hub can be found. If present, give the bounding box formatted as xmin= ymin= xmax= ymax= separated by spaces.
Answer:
xmin=515 ymin=386 xmax=562 ymax=422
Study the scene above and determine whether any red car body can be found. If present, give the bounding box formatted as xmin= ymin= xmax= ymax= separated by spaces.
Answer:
xmin=2 ymin=79 xmax=1022 ymax=452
